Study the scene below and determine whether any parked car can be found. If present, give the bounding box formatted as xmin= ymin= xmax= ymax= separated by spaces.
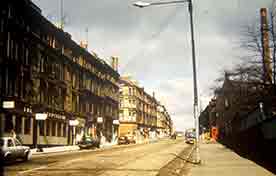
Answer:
xmin=125 ymin=134 xmax=136 ymax=144
xmin=0 ymin=137 xmax=32 ymax=162
xmin=78 ymin=136 xmax=100 ymax=149
xmin=118 ymin=135 xmax=136 ymax=145
xmin=118 ymin=136 xmax=129 ymax=145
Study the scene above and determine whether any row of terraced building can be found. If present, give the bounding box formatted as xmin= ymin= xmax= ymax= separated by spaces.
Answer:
xmin=0 ymin=0 xmax=173 ymax=147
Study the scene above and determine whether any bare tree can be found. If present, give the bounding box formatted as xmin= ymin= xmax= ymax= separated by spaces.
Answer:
xmin=236 ymin=1 xmax=276 ymax=84
xmin=211 ymin=2 xmax=276 ymax=96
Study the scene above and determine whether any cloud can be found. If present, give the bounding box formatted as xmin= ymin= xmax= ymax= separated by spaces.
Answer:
xmin=32 ymin=0 xmax=272 ymax=131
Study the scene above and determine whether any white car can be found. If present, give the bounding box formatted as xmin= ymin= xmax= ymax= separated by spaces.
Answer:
xmin=0 ymin=137 xmax=32 ymax=162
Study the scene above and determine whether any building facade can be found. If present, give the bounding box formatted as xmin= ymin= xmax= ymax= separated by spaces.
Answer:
xmin=118 ymin=76 xmax=158 ymax=141
xmin=157 ymin=105 xmax=172 ymax=137
xmin=0 ymin=0 xmax=120 ymax=147
xmin=118 ymin=76 xmax=173 ymax=141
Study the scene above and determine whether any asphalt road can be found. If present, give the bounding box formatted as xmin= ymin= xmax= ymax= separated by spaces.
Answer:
xmin=3 ymin=138 xmax=191 ymax=176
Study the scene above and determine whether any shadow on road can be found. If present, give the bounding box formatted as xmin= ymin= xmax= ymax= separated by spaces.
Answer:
xmin=157 ymin=145 xmax=194 ymax=176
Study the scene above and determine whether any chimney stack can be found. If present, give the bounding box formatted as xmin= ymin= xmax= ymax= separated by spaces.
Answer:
xmin=111 ymin=56 xmax=119 ymax=71
xmin=260 ymin=8 xmax=272 ymax=84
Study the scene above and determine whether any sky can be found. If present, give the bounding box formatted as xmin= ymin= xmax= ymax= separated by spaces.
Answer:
xmin=32 ymin=0 xmax=272 ymax=131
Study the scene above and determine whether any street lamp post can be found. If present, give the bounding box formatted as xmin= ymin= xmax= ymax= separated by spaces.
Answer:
xmin=133 ymin=0 xmax=200 ymax=163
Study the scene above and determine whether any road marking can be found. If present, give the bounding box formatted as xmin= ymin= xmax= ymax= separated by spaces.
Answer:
xmin=17 ymin=165 xmax=48 ymax=175
xmin=17 ymin=157 xmax=84 ymax=175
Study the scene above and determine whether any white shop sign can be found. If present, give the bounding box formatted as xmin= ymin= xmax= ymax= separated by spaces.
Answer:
xmin=113 ymin=120 xmax=120 ymax=125
xmin=35 ymin=113 xmax=47 ymax=120
xmin=69 ymin=119 xmax=79 ymax=126
xmin=2 ymin=101 xmax=15 ymax=109
xmin=97 ymin=117 xmax=103 ymax=123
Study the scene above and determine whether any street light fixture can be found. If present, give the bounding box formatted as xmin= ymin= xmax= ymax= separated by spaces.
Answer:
xmin=133 ymin=1 xmax=151 ymax=8
xmin=133 ymin=0 xmax=200 ymax=163
xmin=133 ymin=0 xmax=189 ymax=8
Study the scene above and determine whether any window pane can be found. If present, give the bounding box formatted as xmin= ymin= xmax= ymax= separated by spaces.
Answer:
xmin=39 ymin=121 xmax=44 ymax=136
xmin=7 ymin=139 xmax=13 ymax=147
xmin=52 ymin=121 xmax=56 ymax=136
xmin=46 ymin=120 xmax=50 ymax=136
xmin=57 ymin=122 xmax=61 ymax=137
xmin=63 ymin=123 xmax=67 ymax=137
xmin=24 ymin=117 xmax=31 ymax=134
xmin=15 ymin=116 xmax=22 ymax=134
xmin=14 ymin=139 xmax=21 ymax=146
xmin=4 ymin=114 xmax=13 ymax=133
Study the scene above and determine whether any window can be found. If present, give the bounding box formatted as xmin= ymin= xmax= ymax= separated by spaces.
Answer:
xmin=7 ymin=32 xmax=10 ymax=57
xmin=39 ymin=121 xmax=44 ymax=136
xmin=90 ymin=103 xmax=93 ymax=113
xmin=52 ymin=121 xmax=56 ymax=136
xmin=14 ymin=139 xmax=21 ymax=146
xmin=24 ymin=117 xmax=31 ymax=134
xmin=0 ymin=69 xmax=2 ymax=92
xmin=57 ymin=122 xmax=61 ymax=137
xmin=4 ymin=114 xmax=13 ymax=133
xmin=0 ymin=139 xmax=4 ymax=147
xmin=46 ymin=120 xmax=50 ymax=136
xmin=15 ymin=116 xmax=22 ymax=134
xmin=129 ymin=87 xmax=132 ymax=95
xmin=15 ymin=43 xmax=18 ymax=60
xmin=24 ymin=47 xmax=29 ymax=65
xmin=0 ymin=19 xmax=4 ymax=33
xmin=10 ymin=39 xmax=14 ymax=59
xmin=63 ymin=123 xmax=67 ymax=137
xmin=7 ymin=139 xmax=14 ymax=147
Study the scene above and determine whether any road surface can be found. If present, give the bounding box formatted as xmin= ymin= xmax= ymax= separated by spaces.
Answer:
xmin=4 ymin=138 xmax=191 ymax=176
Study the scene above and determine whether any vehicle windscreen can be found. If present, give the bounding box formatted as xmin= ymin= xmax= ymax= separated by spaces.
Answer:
xmin=0 ymin=139 xmax=4 ymax=147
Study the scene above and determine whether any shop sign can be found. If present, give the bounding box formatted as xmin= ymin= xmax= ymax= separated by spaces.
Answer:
xmin=97 ymin=117 xmax=103 ymax=123
xmin=47 ymin=112 xmax=66 ymax=120
xmin=113 ymin=120 xmax=120 ymax=125
xmin=2 ymin=101 xmax=15 ymax=109
xmin=69 ymin=119 xmax=79 ymax=126
xmin=35 ymin=113 xmax=47 ymax=120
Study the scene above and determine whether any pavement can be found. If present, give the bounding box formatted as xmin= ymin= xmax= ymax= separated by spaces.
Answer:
xmin=31 ymin=138 xmax=161 ymax=155
xmin=188 ymin=142 xmax=274 ymax=176
xmin=31 ymin=145 xmax=80 ymax=155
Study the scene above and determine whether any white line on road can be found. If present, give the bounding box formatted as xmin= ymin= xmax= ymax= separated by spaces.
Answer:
xmin=17 ymin=158 xmax=83 ymax=175
xmin=17 ymin=165 xmax=48 ymax=175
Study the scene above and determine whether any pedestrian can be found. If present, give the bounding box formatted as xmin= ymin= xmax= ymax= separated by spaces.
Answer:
xmin=10 ymin=129 xmax=16 ymax=138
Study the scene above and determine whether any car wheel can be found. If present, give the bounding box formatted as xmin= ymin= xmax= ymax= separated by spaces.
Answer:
xmin=24 ymin=151 xmax=32 ymax=161
xmin=5 ymin=154 xmax=12 ymax=162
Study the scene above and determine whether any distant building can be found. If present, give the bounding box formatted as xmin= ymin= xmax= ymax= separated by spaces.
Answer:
xmin=157 ymin=105 xmax=172 ymax=137
xmin=202 ymin=74 xmax=275 ymax=139
xmin=118 ymin=76 xmax=158 ymax=141
xmin=0 ymin=0 xmax=120 ymax=147
xmin=118 ymin=76 xmax=173 ymax=141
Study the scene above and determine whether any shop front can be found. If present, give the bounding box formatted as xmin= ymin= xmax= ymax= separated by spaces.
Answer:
xmin=35 ymin=112 xmax=68 ymax=147
xmin=0 ymin=99 xmax=34 ymax=146
xmin=68 ymin=117 xmax=86 ymax=145
xmin=112 ymin=119 xmax=119 ymax=143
